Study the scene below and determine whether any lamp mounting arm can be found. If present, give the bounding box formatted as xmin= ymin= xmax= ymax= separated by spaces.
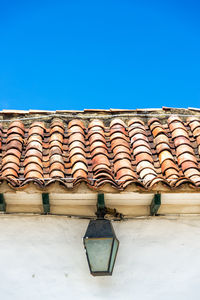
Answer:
xmin=96 ymin=193 xmax=107 ymax=219
xmin=96 ymin=193 xmax=123 ymax=220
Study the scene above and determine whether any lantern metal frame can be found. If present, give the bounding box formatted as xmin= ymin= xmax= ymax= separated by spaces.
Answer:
xmin=83 ymin=193 xmax=119 ymax=276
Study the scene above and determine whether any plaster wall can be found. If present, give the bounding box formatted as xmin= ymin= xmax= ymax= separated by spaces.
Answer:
xmin=0 ymin=215 xmax=200 ymax=300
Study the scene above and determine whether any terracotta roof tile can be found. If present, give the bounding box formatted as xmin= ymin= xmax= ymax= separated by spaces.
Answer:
xmin=168 ymin=116 xmax=200 ymax=184
xmin=73 ymin=169 xmax=87 ymax=178
xmin=148 ymin=118 xmax=181 ymax=184
xmin=127 ymin=118 xmax=158 ymax=185
xmin=68 ymin=120 xmax=88 ymax=180
xmin=68 ymin=141 xmax=85 ymax=151
xmin=1 ymin=111 xmax=200 ymax=190
xmin=1 ymin=121 xmax=25 ymax=181
xmin=116 ymin=168 xmax=135 ymax=180
xmin=23 ymin=122 xmax=45 ymax=181
xmin=71 ymin=161 xmax=88 ymax=174
xmin=188 ymin=118 xmax=200 ymax=158
xmin=48 ymin=120 xmax=65 ymax=178
xmin=111 ymin=119 xmax=135 ymax=185
xmin=25 ymin=170 xmax=44 ymax=180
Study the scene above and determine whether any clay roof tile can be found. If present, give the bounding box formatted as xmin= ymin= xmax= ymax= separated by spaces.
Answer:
xmin=68 ymin=119 xmax=85 ymax=129
xmin=110 ymin=119 xmax=126 ymax=128
xmin=88 ymin=119 xmax=104 ymax=129
xmin=0 ymin=110 xmax=200 ymax=190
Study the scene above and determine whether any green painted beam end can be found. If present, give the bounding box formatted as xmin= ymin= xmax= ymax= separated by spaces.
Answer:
xmin=150 ymin=193 xmax=161 ymax=216
xmin=0 ymin=194 xmax=6 ymax=212
xmin=42 ymin=193 xmax=50 ymax=214
xmin=97 ymin=193 xmax=105 ymax=210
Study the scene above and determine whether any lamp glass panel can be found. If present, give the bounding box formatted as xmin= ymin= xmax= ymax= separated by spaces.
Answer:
xmin=85 ymin=238 xmax=113 ymax=272
xmin=109 ymin=239 xmax=119 ymax=273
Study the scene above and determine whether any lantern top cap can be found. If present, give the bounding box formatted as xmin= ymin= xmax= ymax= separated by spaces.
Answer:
xmin=83 ymin=219 xmax=117 ymax=239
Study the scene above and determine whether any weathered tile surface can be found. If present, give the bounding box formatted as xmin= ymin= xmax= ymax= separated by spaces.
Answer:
xmin=0 ymin=109 xmax=200 ymax=191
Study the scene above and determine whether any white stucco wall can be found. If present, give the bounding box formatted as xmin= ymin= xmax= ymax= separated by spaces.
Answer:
xmin=0 ymin=215 xmax=200 ymax=300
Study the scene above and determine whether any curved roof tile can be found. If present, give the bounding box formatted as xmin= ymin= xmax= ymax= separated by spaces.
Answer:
xmin=0 ymin=112 xmax=200 ymax=190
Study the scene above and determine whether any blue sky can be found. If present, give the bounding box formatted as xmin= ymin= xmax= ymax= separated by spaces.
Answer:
xmin=0 ymin=0 xmax=200 ymax=110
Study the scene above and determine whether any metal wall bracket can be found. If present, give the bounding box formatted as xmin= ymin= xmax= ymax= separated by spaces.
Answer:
xmin=150 ymin=193 xmax=161 ymax=216
xmin=97 ymin=193 xmax=105 ymax=210
xmin=0 ymin=194 xmax=6 ymax=212
xmin=96 ymin=193 xmax=106 ymax=219
xmin=96 ymin=193 xmax=123 ymax=220
xmin=42 ymin=193 xmax=50 ymax=214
